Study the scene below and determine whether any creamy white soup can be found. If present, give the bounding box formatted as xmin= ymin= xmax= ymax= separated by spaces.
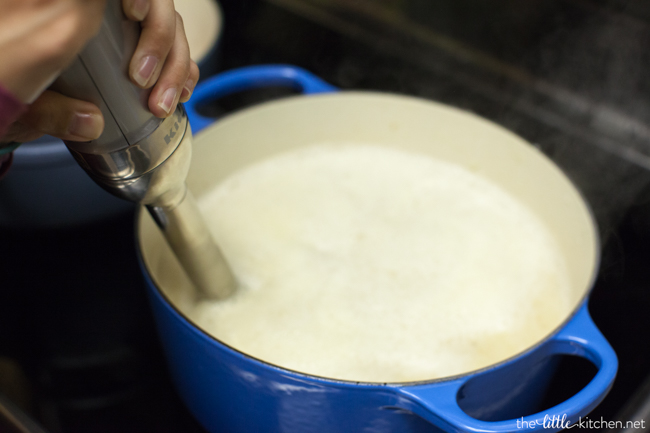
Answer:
xmin=180 ymin=143 xmax=572 ymax=382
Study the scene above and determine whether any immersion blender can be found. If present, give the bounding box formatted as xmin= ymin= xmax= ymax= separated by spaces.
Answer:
xmin=53 ymin=0 xmax=236 ymax=299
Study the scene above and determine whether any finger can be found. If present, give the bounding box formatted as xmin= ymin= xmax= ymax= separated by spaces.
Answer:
xmin=129 ymin=0 xmax=176 ymax=89
xmin=122 ymin=0 xmax=150 ymax=22
xmin=18 ymin=90 xmax=104 ymax=142
xmin=179 ymin=60 xmax=199 ymax=103
xmin=148 ymin=12 xmax=191 ymax=117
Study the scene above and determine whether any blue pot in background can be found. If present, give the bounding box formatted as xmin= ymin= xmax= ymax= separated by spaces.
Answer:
xmin=0 ymin=136 xmax=133 ymax=228
xmin=137 ymin=65 xmax=617 ymax=433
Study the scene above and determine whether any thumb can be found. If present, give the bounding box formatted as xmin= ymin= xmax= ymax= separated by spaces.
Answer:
xmin=17 ymin=90 xmax=104 ymax=142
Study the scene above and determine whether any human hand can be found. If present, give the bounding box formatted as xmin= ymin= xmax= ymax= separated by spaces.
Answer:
xmin=0 ymin=0 xmax=199 ymax=144
xmin=124 ymin=0 xmax=200 ymax=118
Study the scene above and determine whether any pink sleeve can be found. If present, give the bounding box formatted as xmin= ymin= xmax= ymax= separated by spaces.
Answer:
xmin=0 ymin=84 xmax=27 ymax=139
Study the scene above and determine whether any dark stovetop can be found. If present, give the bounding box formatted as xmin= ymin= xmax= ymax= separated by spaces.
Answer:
xmin=3 ymin=0 xmax=650 ymax=431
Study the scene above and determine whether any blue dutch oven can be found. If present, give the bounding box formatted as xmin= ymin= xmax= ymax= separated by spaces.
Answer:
xmin=136 ymin=65 xmax=617 ymax=433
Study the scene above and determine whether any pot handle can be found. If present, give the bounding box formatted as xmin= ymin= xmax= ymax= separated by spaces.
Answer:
xmin=184 ymin=65 xmax=338 ymax=134
xmin=393 ymin=304 xmax=617 ymax=433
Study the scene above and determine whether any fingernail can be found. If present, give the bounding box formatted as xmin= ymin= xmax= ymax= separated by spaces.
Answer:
xmin=158 ymin=88 xmax=177 ymax=114
xmin=69 ymin=112 xmax=103 ymax=140
xmin=131 ymin=0 xmax=149 ymax=21
xmin=134 ymin=55 xmax=158 ymax=87
xmin=182 ymin=79 xmax=194 ymax=99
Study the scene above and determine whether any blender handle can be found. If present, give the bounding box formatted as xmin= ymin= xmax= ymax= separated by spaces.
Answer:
xmin=184 ymin=65 xmax=338 ymax=134
xmin=54 ymin=0 xmax=161 ymax=156
xmin=393 ymin=304 xmax=617 ymax=433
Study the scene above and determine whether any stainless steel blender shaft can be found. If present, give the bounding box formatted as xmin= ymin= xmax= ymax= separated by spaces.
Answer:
xmin=52 ymin=0 xmax=235 ymax=299
xmin=148 ymin=180 xmax=236 ymax=301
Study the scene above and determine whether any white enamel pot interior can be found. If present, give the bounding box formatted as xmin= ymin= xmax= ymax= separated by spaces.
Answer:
xmin=142 ymin=92 xmax=597 ymax=317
